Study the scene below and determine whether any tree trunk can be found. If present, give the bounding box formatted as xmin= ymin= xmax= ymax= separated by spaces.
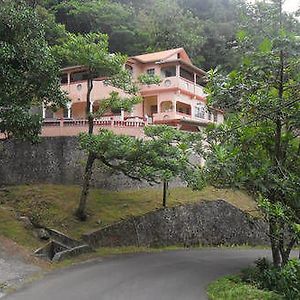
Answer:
xmin=268 ymin=46 xmax=284 ymax=266
xmin=75 ymin=152 xmax=95 ymax=221
xmin=86 ymin=77 xmax=94 ymax=135
xmin=162 ymin=180 xmax=169 ymax=207
xmin=76 ymin=76 xmax=95 ymax=221
xmin=269 ymin=219 xmax=281 ymax=267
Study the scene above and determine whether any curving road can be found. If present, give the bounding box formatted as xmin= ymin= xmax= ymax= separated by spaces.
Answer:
xmin=4 ymin=249 xmax=273 ymax=300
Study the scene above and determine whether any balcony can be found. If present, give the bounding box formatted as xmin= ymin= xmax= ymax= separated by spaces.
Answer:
xmin=140 ymin=76 xmax=206 ymax=99
xmin=41 ymin=116 xmax=146 ymax=137
xmin=152 ymin=105 xmax=223 ymax=125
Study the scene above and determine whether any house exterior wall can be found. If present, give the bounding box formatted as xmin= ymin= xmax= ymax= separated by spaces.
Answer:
xmin=41 ymin=48 xmax=224 ymax=137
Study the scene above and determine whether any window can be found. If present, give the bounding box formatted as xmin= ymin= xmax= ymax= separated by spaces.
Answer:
xmin=45 ymin=108 xmax=54 ymax=119
xmin=147 ymin=68 xmax=155 ymax=76
xmin=180 ymin=68 xmax=194 ymax=82
xmin=196 ymin=75 xmax=205 ymax=86
xmin=150 ymin=105 xmax=157 ymax=114
xmin=195 ymin=104 xmax=205 ymax=119
xmin=161 ymin=66 xmax=176 ymax=78
xmin=70 ymin=71 xmax=89 ymax=82
xmin=60 ymin=74 xmax=68 ymax=84
xmin=63 ymin=107 xmax=72 ymax=119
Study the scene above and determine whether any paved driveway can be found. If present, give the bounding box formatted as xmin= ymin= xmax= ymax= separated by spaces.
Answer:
xmin=0 ymin=240 xmax=41 ymax=298
xmin=4 ymin=249 xmax=273 ymax=300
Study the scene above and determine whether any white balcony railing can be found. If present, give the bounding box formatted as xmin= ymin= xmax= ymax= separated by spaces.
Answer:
xmin=140 ymin=76 xmax=206 ymax=98
xmin=43 ymin=117 xmax=146 ymax=128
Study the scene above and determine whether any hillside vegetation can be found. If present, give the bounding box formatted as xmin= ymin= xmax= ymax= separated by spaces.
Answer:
xmin=0 ymin=185 xmax=258 ymax=249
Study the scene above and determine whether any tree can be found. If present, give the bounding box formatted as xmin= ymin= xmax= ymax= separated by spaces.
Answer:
xmin=0 ymin=0 xmax=66 ymax=142
xmin=79 ymin=125 xmax=202 ymax=207
xmin=38 ymin=0 xmax=260 ymax=70
xmin=36 ymin=5 xmax=68 ymax=46
xmin=136 ymin=0 xmax=206 ymax=63
xmin=54 ymin=32 xmax=141 ymax=220
xmin=49 ymin=0 xmax=143 ymax=55
xmin=202 ymin=0 xmax=300 ymax=267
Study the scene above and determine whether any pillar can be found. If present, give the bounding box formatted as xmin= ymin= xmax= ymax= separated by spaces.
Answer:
xmin=42 ymin=103 xmax=46 ymax=119
xmin=176 ymin=65 xmax=180 ymax=77
xmin=191 ymin=103 xmax=195 ymax=119
xmin=120 ymin=109 xmax=125 ymax=121
xmin=66 ymin=102 xmax=72 ymax=119
xmin=157 ymin=95 xmax=161 ymax=113
xmin=90 ymin=101 xmax=94 ymax=113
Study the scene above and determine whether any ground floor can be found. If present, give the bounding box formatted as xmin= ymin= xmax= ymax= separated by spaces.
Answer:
xmin=41 ymin=95 xmax=223 ymax=137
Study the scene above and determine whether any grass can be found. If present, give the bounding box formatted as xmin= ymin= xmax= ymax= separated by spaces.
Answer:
xmin=207 ymin=275 xmax=282 ymax=300
xmin=0 ymin=207 xmax=42 ymax=249
xmin=0 ymin=184 xmax=258 ymax=250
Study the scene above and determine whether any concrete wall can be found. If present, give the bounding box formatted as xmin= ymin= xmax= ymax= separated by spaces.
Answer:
xmin=0 ymin=136 xmax=182 ymax=190
xmin=82 ymin=200 xmax=269 ymax=248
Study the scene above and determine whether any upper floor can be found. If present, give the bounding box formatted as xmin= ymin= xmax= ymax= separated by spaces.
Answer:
xmin=60 ymin=48 xmax=207 ymax=103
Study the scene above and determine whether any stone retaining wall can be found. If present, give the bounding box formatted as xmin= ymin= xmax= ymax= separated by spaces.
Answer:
xmin=0 ymin=137 xmax=184 ymax=190
xmin=82 ymin=200 xmax=269 ymax=248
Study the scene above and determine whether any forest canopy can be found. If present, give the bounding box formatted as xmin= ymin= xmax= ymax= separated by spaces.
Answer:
xmin=33 ymin=0 xmax=300 ymax=71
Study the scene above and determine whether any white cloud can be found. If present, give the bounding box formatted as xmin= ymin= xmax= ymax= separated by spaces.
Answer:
xmin=248 ymin=0 xmax=300 ymax=13
xmin=283 ymin=0 xmax=299 ymax=13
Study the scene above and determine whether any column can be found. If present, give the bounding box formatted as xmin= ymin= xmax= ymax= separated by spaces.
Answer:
xmin=157 ymin=95 xmax=161 ymax=114
xmin=90 ymin=101 xmax=94 ymax=113
xmin=67 ymin=72 xmax=71 ymax=85
xmin=120 ymin=109 xmax=125 ymax=121
xmin=193 ymin=74 xmax=197 ymax=95
xmin=176 ymin=64 xmax=180 ymax=77
xmin=42 ymin=103 xmax=46 ymax=119
xmin=191 ymin=102 xmax=195 ymax=119
xmin=66 ymin=102 xmax=72 ymax=119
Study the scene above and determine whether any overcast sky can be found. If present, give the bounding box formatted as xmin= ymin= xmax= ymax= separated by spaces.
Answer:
xmin=283 ymin=0 xmax=300 ymax=12
xmin=249 ymin=0 xmax=299 ymax=13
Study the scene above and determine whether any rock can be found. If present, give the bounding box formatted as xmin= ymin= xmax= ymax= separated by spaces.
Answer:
xmin=82 ymin=200 xmax=269 ymax=248
xmin=96 ymin=220 xmax=103 ymax=225
xmin=37 ymin=229 xmax=50 ymax=240
xmin=18 ymin=216 xmax=33 ymax=229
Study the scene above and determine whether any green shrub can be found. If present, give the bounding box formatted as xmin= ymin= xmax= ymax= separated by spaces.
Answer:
xmin=242 ymin=258 xmax=300 ymax=300
xmin=207 ymin=275 xmax=282 ymax=300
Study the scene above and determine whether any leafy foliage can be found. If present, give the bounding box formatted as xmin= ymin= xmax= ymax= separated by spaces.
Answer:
xmin=242 ymin=258 xmax=300 ymax=300
xmin=79 ymin=125 xmax=202 ymax=186
xmin=53 ymin=31 xmax=143 ymax=220
xmin=207 ymin=274 xmax=282 ymax=300
xmin=135 ymin=0 xmax=205 ymax=61
xmin=53 ymin=32 xmax=126 ymax=76
xmin=137 ymin=73 xmax=162 ymax=86
xmin=201 ymin=0 xmax=300 ymax=266
xmin=0 ymin=0 xmax=66 ymax=141
xmin=36 ymin=0 xmax=275 ymax=70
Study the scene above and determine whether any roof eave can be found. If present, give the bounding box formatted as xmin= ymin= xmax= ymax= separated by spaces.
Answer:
xmin=61 ymin=65 xmax=88 ymax=73
xmin=157 ymin=59 xmax=206 ymax=75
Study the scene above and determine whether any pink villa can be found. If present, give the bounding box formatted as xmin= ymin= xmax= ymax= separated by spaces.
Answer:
xmin=42 ymin=48 xmax=223 ymax=137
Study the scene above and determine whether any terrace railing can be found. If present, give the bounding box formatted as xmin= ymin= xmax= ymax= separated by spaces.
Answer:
xmin=43 ymin=117 xmax=146 ymax=128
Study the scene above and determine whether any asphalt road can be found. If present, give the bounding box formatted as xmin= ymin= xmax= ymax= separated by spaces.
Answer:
xmin=4 ymin=249 xmax=273 ymax=300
